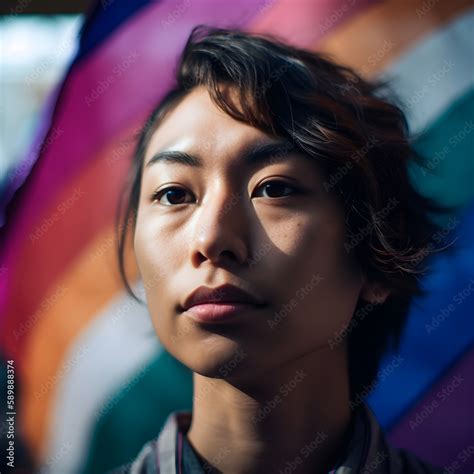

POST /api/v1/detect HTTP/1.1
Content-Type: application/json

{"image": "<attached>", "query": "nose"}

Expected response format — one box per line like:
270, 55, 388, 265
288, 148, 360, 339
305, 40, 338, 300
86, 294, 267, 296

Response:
189, 185, 251, 268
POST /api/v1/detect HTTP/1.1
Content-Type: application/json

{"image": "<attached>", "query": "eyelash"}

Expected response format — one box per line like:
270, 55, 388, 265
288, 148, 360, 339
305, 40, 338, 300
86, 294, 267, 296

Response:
150, 180, 301, 206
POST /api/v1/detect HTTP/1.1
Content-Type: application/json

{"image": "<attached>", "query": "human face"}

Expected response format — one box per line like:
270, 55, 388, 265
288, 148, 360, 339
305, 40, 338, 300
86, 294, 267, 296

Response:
133, 86, 365, 382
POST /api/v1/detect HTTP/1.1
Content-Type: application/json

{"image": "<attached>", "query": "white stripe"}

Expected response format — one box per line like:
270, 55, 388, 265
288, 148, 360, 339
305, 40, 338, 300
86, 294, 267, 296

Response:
380, 7, 474, 135
39, 281, 161, 474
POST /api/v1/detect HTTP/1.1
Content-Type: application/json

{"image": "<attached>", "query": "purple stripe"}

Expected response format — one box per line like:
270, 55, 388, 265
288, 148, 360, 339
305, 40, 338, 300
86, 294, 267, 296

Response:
388, 346, 474, 470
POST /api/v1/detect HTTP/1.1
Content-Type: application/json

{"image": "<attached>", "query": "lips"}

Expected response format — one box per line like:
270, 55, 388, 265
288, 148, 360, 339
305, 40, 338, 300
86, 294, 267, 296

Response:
182, 283, 266, 311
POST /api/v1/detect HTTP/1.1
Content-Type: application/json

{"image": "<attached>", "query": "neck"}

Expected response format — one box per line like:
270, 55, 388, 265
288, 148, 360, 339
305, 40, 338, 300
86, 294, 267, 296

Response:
186, 345, 352, 474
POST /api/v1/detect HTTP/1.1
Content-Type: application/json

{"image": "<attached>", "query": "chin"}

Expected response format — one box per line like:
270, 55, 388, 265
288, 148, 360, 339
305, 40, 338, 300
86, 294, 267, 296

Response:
175, 336, 253, 379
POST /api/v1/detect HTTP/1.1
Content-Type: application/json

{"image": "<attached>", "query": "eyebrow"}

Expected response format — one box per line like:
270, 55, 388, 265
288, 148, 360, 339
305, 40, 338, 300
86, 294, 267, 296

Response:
144, 140, 299, 171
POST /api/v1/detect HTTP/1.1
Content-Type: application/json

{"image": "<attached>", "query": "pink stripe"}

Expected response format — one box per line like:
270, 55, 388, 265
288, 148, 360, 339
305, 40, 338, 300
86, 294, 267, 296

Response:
0, 0, 267, 320
248, 0, 375, 47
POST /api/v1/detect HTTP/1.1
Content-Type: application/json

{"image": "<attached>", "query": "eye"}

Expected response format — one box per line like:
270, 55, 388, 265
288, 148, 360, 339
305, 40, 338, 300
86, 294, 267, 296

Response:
253, 180, 299, 199
150, 186, 194, 206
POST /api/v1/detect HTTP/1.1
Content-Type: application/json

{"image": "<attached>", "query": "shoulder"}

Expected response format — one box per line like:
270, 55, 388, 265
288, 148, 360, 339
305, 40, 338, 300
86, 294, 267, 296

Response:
106, 410, 191, 474
106, 439, 159, 474
361, 404, 444, 474
388, 447, 445, 474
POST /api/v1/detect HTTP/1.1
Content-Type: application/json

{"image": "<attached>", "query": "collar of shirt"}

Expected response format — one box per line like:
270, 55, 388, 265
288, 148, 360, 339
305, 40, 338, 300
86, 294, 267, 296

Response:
126, 404, 380, 474
126, 402, 396, 474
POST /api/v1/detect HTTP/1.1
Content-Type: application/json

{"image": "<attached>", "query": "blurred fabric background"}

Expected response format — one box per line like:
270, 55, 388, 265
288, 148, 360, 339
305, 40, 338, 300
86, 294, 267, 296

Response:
0, 0, 473, 473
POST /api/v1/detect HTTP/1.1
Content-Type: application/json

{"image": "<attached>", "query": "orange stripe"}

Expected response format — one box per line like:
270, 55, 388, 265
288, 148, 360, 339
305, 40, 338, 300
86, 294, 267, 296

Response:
2, 125, 137, 366
315, 0, 473, 76
20, 224, 139, 460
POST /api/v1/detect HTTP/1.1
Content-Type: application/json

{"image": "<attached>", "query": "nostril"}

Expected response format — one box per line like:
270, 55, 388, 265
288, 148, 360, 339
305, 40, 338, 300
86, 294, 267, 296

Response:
221, 250, 235, 260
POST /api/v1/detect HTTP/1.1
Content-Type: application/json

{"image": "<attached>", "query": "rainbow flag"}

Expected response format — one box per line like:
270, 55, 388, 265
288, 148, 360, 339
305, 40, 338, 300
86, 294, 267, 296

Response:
1, 1, 473, 472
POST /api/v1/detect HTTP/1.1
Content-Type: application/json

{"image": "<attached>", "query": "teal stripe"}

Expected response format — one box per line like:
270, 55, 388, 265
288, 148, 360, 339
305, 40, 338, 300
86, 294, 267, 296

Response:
81, 349, 193, 474
409, 88, 474, 213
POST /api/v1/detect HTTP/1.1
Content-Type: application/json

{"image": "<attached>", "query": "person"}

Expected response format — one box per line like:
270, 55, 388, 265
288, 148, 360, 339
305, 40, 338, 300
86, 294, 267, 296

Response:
111, 25, 448, 473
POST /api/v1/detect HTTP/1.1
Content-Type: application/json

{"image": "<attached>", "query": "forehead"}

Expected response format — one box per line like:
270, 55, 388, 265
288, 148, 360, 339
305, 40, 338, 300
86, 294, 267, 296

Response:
144, 86, 274, 166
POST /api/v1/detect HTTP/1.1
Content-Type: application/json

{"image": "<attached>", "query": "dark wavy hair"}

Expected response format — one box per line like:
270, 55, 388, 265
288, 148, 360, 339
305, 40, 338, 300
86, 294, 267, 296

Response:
116, 25, 453, 403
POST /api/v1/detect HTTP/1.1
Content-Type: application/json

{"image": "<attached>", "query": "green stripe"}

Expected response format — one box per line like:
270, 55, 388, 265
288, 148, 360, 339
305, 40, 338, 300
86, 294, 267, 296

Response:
81, 349, 193, 474
410, 88, 474, 215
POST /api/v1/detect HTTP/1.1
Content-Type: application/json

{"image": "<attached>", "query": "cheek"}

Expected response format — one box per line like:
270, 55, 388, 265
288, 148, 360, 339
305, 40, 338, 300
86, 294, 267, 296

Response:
264, 212, 363, 341
263, 211, 344, 270
134, 212, 181, 280
133, 217, 157, 282
133, 215, 173, 305
133, 213, 189, 321
133, 220, 175, 342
